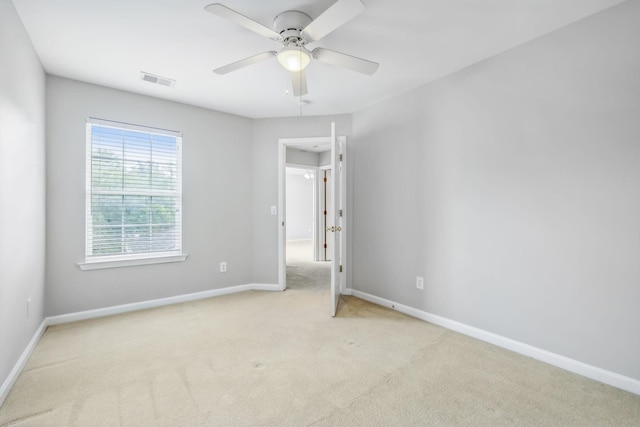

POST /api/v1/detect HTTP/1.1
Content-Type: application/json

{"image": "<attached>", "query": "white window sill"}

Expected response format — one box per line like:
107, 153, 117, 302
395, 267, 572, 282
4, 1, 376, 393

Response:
78, 253, 188, 271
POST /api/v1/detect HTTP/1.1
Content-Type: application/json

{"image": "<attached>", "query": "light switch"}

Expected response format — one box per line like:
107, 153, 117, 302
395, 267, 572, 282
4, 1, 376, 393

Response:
271, 205, 277, 215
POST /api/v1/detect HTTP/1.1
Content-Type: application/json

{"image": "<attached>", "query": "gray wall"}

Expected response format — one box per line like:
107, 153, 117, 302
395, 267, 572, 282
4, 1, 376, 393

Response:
0, 0, 46, 393
252, 115, 352, 284
351, 0, 640, 380
45, 76, 254, 316
286, 147, 319, 166
286, 147, 331, 167
318, 150, 331, 167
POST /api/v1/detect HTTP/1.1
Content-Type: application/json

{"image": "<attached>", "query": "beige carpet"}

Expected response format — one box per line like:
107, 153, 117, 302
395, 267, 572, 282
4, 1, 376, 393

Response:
1, 262, 639, 425
286, 239, 330, 293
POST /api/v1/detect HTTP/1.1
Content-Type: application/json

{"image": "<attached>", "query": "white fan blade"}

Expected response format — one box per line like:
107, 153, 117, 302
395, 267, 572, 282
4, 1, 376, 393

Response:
213, 51, 277, 75
291, 70, 308, 96
312, 48, 379, 75
205, 4, 282, 41
302, 0, 364, 42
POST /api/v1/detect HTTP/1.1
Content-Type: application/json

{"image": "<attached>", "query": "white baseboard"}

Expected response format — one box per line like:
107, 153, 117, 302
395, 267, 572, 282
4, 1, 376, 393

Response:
345, 288, 640, 396
47, 283, 280, 325
47, 284, 253, 325
0, 319, 48, 407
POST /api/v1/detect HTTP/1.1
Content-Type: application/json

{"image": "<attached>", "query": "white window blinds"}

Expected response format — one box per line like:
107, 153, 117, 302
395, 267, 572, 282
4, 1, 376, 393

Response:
85, 118, 182, 262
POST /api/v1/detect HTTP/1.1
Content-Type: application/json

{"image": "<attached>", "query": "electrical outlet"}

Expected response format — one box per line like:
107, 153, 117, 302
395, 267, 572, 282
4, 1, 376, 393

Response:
220, 262, 227, 273
416, 276, 424, 290
270, 206, 277, 215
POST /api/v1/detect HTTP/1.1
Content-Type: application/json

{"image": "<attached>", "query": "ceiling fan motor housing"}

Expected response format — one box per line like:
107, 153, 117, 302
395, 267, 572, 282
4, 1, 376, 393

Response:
274, 11, 312, 46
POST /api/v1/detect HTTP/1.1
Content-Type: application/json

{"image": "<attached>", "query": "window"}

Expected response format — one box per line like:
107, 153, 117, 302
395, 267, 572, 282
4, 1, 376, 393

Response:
80, 118, 185, 270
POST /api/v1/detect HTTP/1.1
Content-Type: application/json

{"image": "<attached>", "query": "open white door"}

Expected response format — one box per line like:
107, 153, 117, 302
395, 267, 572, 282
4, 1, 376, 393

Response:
330, 123, 344, 317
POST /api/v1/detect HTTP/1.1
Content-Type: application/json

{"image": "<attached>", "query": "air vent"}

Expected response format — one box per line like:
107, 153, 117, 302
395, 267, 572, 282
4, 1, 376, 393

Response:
140, 72, 176, 88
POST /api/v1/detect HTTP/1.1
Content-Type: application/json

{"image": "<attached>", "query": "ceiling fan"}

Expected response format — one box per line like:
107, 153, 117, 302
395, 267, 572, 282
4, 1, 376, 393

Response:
205, 0, 379, 97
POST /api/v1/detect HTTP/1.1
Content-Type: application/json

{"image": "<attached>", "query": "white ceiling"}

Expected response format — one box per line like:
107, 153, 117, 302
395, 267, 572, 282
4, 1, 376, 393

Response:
13, 0, 626, 119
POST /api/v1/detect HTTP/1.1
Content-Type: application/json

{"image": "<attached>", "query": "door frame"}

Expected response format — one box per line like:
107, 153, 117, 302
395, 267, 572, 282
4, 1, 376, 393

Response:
277, 136, 347, 292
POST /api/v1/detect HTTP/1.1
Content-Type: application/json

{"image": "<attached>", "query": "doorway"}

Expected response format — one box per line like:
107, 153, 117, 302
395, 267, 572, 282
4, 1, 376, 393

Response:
285, 165, 329, 292
277, 131, 347, 316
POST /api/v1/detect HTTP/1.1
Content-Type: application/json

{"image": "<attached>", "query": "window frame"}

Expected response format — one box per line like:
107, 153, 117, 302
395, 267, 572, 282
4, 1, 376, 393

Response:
78, 117, 187, 270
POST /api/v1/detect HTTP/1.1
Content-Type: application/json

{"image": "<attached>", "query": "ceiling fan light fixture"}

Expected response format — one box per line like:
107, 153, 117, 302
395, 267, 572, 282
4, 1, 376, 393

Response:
277, 47, 311, 72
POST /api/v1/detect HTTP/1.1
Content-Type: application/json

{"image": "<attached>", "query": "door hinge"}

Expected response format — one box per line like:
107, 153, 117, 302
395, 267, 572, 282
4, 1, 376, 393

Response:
339, 209, 343, 217
339, 154, 343, 161
324, 177, 327, 182
324, 244, 327, 249
339, 265, 343, 273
